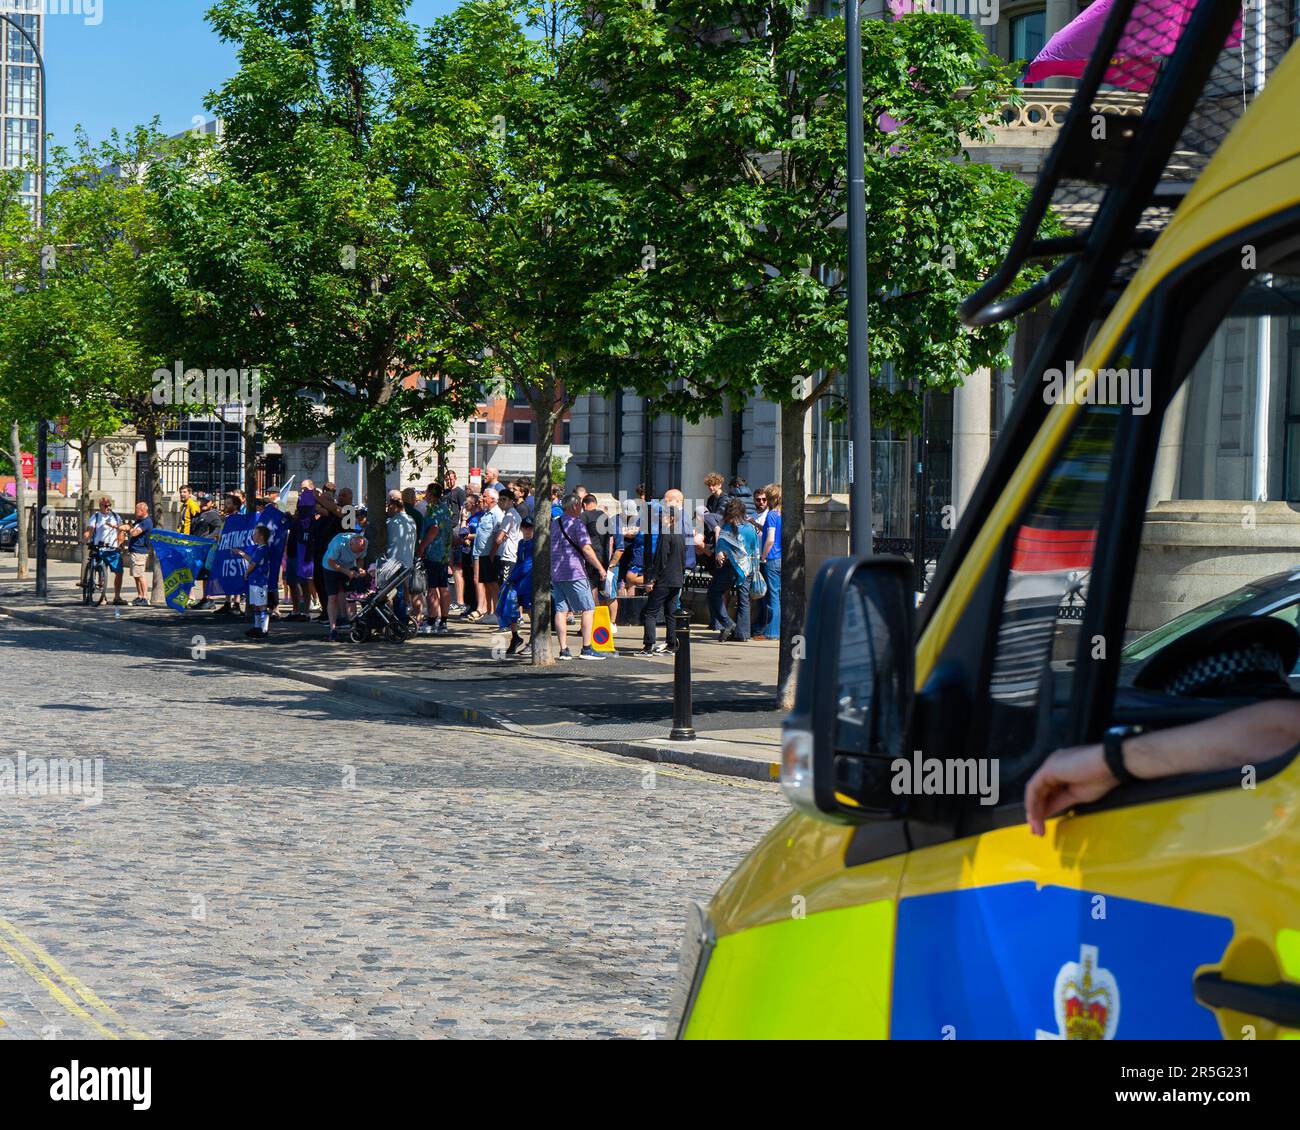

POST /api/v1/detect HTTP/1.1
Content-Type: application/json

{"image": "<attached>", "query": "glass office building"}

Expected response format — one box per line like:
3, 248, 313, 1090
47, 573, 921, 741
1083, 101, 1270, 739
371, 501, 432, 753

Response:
0, 0, 42, 219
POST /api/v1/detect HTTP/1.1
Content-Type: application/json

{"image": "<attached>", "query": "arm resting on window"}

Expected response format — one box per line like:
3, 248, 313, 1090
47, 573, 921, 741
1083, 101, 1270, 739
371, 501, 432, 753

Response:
1025, 700, 1300, 836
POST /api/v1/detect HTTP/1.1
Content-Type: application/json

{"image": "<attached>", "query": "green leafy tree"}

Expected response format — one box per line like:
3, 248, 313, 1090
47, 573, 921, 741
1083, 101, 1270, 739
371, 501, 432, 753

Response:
0, 170, 39, 577
0, 129, 178, 568
203, 0, 482, 559
568, 4, 1046, 703
404, 0, 644, 663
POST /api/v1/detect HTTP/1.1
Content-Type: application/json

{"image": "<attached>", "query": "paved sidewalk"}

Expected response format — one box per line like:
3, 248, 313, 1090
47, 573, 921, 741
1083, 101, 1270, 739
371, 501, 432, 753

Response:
0, 559, 783, 780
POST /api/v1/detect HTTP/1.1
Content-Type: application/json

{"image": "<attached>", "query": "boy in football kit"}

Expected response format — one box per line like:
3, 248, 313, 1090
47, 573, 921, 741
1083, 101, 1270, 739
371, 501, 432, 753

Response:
234, 525, 273, 640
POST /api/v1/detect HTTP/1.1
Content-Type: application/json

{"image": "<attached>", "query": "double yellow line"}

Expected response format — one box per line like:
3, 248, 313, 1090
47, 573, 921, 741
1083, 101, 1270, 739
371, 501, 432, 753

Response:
0, 915, 147, 1040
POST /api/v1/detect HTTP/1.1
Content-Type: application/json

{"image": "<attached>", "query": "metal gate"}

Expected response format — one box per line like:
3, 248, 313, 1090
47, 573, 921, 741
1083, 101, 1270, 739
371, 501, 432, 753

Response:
136, 449, 191, 504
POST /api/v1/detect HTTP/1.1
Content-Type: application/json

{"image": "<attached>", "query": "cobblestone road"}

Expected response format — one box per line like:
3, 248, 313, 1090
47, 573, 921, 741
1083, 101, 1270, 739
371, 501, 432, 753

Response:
0, 616, 786, 1039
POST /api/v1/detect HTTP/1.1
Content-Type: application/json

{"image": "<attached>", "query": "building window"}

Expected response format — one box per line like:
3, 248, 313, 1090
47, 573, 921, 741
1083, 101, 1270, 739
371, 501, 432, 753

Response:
561, 420, 572, 445
6, 14, 39, 64
6, 64, 37, 118
1011, 10, 1047, 88
511, 420, 533, 446
4, 116, 37, 167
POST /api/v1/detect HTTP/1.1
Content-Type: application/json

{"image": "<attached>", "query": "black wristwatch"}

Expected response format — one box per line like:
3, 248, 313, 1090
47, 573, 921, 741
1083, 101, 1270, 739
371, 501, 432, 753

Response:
1103, 725, 1145, 785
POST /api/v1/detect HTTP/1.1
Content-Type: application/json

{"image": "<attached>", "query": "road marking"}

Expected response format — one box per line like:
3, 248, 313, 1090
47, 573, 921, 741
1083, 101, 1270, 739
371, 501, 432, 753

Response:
0, 915, 148, 1040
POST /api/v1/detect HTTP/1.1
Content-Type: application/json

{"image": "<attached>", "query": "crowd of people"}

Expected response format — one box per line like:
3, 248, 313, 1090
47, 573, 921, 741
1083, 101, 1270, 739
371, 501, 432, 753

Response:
84, 468, 785, 656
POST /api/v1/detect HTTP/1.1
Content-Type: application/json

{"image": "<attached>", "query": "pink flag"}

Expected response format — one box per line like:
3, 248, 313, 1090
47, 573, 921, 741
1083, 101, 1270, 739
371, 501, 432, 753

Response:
1024, 0, 1241, 92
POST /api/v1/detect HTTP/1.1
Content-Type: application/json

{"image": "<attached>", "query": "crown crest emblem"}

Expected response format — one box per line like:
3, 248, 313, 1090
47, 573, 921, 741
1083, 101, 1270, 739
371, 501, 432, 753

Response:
1037, 944, 1121, 1040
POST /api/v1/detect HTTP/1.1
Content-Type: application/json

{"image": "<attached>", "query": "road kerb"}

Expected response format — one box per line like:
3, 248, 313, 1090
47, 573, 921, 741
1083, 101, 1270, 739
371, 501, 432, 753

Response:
0, 601, 781, 783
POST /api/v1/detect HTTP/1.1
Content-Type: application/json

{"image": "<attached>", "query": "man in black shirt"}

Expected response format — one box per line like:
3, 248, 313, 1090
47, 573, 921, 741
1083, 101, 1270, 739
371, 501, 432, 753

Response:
580, 493, 616, 621
579, 493, 612, 576
311, 484, 346, 620
704, 472, 725, 516
188, 495, 223, 609
636, 489, 686, 656
192, 495, 223, 538
442, 469, 467, 514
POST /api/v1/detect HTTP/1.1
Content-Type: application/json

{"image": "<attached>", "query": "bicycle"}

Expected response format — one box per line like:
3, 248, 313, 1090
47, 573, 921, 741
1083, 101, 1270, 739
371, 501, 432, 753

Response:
81, 544, 115, 606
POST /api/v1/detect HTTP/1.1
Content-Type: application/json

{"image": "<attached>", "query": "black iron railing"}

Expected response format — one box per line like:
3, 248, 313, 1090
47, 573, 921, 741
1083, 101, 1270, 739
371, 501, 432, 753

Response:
26, 507, 80, 550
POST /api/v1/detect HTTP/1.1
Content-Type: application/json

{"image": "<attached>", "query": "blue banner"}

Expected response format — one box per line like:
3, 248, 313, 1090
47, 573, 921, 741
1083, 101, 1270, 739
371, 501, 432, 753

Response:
150, 530, 216, 611
209, 508, 289, 598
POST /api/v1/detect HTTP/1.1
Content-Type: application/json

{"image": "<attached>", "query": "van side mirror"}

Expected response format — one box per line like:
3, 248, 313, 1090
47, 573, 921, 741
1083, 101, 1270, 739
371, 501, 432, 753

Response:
781, 556, 915, 823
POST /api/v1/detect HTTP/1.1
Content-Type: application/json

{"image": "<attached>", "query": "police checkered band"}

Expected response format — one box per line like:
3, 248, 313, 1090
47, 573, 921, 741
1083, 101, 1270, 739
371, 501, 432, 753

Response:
1162, 645, 1288, 697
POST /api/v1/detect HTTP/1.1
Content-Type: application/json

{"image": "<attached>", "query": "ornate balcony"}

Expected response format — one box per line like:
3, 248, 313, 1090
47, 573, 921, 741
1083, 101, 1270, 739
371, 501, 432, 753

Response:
965, 87, 1148, 151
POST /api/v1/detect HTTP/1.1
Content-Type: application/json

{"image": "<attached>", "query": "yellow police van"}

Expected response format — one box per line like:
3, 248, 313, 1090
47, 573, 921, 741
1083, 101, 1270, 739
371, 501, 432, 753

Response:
670, 0, 1300, 1039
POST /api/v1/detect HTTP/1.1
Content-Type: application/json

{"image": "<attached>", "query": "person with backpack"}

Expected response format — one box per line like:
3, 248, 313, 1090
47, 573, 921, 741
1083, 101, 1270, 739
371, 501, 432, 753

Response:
551, 491, 609, 661
83, 497, 125, 605
709, 498, 759, 643
725, 475, 757, 521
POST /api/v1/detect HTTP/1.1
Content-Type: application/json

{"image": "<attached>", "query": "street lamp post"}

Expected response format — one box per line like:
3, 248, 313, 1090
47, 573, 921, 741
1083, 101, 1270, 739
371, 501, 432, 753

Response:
0, 14, 49, 596
845, 0, 873, 556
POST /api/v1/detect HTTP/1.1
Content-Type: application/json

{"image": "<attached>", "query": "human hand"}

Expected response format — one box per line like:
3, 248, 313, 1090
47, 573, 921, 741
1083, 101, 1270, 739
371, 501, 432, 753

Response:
1024, 743, 1118, 837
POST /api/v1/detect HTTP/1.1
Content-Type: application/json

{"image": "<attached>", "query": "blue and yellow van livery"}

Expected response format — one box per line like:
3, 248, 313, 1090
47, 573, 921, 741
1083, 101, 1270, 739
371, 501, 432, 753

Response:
672, 0, 1300, 1040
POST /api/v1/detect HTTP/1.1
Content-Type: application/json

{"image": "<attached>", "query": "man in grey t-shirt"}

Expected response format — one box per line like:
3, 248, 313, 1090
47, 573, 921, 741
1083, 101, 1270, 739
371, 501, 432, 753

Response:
384, 491, 417, 620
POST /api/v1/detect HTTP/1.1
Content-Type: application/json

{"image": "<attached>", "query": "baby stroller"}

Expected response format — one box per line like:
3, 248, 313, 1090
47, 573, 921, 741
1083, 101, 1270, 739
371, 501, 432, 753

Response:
347, 557, 413, 643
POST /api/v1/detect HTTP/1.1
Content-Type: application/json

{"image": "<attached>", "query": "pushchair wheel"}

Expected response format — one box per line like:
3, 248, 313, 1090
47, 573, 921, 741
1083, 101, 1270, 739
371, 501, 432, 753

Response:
348, 624, 367, 644
384, 622, 408, 643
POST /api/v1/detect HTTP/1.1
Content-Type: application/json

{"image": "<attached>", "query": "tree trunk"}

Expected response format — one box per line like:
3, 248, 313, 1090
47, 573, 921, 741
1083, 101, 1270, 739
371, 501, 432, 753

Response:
77, 432, 92, 569
365, 457, 389, 563
11, 420, 28, 580
144, 417, 166, 605
530, 386, 561, 666
776, 397, 810, 710
242, 409, 258, 507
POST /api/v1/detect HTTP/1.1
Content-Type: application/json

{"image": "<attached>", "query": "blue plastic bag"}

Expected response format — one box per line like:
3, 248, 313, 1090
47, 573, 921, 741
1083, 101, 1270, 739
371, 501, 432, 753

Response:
497, 584, 520, 629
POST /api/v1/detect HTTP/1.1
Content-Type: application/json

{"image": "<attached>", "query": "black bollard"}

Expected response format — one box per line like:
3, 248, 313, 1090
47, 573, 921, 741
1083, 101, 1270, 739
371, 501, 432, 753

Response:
669, 607, 696, 741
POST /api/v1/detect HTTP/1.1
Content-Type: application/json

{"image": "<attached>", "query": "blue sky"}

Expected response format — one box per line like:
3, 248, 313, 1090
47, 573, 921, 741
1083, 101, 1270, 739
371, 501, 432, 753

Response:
46, 0, 462, 151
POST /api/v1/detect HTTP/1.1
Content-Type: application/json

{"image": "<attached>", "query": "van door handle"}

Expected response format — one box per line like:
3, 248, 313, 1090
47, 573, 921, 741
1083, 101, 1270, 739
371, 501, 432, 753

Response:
1193, 972, 1300, 1027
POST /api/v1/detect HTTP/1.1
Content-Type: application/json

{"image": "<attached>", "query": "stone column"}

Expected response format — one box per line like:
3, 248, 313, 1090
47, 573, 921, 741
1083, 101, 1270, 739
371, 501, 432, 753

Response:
679, 416, 718, 513
1148, 381, 1188, 506
1045, 0, 1077, 38
951, 367, 992, 522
